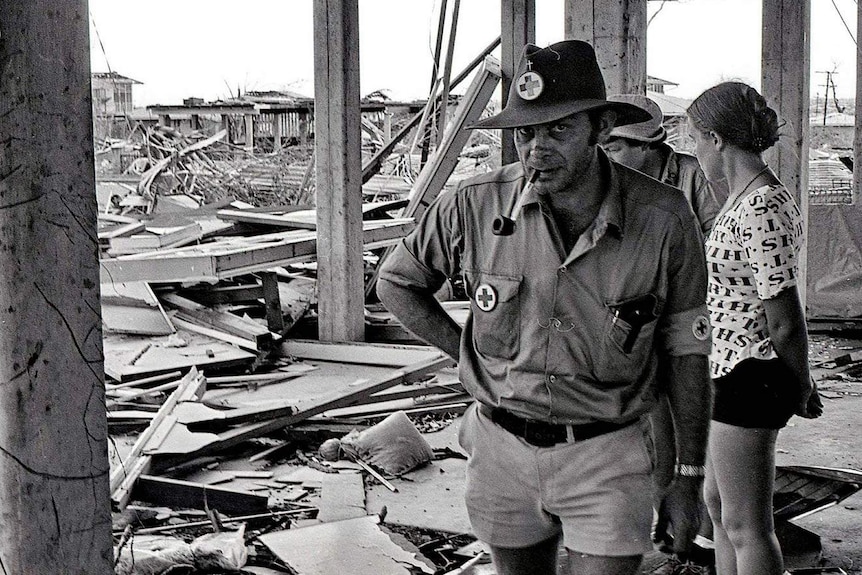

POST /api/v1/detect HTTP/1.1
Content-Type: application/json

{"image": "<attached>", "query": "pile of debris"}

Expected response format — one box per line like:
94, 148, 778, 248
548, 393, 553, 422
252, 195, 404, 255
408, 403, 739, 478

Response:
97, 123, 495, 573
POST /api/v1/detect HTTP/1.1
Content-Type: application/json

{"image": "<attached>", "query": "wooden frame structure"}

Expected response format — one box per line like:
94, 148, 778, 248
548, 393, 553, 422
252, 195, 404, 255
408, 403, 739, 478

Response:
1, 0, 850, 568
313, 0, 823, 339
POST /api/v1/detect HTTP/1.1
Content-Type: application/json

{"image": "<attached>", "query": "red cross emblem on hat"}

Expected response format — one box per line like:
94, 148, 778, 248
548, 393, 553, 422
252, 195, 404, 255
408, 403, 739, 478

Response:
475, 283, 497, 312
692, 315, 711, 341
516, 71, 544, 101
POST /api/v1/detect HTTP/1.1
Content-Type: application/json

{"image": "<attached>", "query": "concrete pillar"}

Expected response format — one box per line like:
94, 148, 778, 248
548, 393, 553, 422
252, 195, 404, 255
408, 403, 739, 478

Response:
762, 0, 810, 302
313, 0, 365, 341
564, 0, 647, 95
501, 0, 535, 165
0, 1, 113, 572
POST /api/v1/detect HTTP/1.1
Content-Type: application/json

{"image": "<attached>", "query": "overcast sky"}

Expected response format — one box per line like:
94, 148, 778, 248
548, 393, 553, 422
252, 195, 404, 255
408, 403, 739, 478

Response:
88, 0, 859, 107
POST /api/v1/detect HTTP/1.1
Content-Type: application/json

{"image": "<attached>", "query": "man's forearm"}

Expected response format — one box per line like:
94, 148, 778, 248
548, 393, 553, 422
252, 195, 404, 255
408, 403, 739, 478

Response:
665, 354, 712, 465
377, 278, 463, 361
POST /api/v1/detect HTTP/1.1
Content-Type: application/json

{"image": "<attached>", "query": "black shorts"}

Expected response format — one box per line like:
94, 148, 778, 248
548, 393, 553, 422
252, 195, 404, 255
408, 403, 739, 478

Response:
712, 358, 797, 429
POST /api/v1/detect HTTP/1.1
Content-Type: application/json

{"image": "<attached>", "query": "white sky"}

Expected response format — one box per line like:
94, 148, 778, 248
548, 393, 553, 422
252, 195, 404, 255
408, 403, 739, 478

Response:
88, 0, 859, 107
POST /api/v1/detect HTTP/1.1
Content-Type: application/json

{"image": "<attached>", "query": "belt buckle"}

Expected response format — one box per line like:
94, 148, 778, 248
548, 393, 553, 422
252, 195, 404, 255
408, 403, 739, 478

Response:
523, 422, 561, 448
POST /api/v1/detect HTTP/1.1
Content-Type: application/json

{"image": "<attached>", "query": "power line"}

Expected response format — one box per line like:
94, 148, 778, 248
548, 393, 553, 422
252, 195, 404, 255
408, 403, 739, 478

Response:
89, 11, 134, 138
830, 0, 857, 45
89, 11, 113, 74
647, 0, 669, 27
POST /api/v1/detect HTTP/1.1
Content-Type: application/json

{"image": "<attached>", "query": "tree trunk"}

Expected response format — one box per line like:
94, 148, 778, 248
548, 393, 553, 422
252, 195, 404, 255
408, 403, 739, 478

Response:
0, 1, 113, 572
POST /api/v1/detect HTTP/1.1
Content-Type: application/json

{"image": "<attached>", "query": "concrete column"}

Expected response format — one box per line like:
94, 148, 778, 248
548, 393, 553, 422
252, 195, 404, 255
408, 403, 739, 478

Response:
762, 0, 810, 302
0, 1, 113, 572
313, 0, 365, 341
564, 0, 647, 95
501, 0, 535, 165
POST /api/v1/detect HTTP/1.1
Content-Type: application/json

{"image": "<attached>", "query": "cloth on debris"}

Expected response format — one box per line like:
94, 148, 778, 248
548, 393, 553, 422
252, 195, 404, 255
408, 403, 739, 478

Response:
115, 526, 247, 575
341, 411, 434, 475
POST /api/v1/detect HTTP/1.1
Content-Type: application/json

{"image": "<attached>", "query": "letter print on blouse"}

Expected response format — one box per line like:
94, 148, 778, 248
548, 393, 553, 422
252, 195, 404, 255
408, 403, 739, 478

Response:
705, 185, 803, 378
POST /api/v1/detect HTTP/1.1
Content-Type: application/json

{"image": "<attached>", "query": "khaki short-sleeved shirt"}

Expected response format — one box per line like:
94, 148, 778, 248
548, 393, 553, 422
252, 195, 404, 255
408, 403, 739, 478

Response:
659, 145, 724, 235
380, 154, 710, 424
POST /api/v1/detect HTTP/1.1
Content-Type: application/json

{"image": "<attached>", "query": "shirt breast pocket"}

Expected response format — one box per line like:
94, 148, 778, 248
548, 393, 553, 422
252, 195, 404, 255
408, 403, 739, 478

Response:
466, 271, 522, 360
596, 293, 662, 383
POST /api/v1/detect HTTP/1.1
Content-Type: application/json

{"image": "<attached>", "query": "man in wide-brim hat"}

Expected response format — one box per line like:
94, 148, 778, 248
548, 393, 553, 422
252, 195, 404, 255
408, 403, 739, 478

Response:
378, 40, 712, 575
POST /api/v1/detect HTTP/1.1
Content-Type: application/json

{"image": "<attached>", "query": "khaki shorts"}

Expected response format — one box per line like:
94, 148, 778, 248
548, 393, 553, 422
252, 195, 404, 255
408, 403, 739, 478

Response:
458, 403, 655, 556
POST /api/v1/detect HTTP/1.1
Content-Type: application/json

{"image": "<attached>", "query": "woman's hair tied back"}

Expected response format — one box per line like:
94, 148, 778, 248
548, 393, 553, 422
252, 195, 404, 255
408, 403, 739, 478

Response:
688, 81, 781, 153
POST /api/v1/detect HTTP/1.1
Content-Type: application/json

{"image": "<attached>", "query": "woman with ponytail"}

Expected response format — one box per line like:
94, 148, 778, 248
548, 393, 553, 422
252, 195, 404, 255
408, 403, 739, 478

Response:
686, 82, 823, 575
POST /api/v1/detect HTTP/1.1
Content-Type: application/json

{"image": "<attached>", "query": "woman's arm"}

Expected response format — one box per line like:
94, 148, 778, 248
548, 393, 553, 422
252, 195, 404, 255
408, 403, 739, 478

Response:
762, 286, 822, 418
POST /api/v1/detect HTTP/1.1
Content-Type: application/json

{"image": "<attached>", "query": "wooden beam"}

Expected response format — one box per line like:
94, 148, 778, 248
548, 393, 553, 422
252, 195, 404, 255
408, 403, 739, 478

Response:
244, 114, 255, 154
421, 0, 450, 166
501, 0, 536, 165
365, 57, 501, 300
406, 56, 502, 226
762, 0, 810, 304
436, 0, 461, 148
0, 2, 113, 571
133, 475, 269, 515
179, 283, 265, 305
360, 37, 500, 185
260, 271, 286, 334
564, 0, 647, 95
855, 4, 862, 222
99, 220, 415, 284
110, 368, 207, 510
282, 339, 447, 367
314, 0, 364, 342
150, 354, 453, 468
162, 288, 273, 348
273, 112, 283, 151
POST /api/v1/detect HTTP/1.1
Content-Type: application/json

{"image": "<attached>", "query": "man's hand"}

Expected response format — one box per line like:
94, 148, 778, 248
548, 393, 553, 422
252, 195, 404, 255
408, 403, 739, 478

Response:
659, 476, 703, 555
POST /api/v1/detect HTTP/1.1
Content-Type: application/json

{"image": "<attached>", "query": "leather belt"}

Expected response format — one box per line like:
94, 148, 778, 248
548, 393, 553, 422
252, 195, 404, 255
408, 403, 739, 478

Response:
480, 404, 636, 448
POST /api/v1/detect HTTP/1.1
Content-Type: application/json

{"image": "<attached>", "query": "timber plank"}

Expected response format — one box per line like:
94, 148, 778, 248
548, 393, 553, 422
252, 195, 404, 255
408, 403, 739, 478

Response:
132, 475, 269, 515
149, 354, 453, 467
110, 368, 207, 510
101, 281, 175, 336
282, 339, 447, 366
160, 292, 272, 348
103, 329, 257, 382
99, 219, 414, 284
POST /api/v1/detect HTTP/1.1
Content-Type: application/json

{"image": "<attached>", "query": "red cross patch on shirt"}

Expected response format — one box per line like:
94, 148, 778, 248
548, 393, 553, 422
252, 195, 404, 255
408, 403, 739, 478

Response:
475, 284, 497, 312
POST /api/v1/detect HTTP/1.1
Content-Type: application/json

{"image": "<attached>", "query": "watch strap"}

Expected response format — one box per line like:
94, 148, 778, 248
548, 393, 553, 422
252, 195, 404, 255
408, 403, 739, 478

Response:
675, 463, 706, 477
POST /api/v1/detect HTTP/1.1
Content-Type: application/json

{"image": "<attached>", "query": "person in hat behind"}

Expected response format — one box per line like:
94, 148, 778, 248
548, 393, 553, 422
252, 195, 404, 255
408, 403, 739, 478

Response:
378, 40, 712, 575
602, 94, 725, 235
603, 94, 724, 574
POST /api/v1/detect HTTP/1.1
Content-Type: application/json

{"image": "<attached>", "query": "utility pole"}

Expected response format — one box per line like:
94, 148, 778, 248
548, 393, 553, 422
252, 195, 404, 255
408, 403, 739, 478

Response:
817, 70, 831, 125
816, 70, 843, 125
0, 1, 113, 572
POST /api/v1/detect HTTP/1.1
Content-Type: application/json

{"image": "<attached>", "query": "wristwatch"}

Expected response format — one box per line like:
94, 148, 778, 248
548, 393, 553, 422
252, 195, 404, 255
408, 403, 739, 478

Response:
675, 463, 706, 478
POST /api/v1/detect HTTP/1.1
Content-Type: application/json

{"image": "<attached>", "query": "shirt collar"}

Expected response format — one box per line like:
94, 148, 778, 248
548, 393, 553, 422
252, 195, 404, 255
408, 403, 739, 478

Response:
519, 150, 625, 236
597, 148, 624, 238
658, 142, 677, 186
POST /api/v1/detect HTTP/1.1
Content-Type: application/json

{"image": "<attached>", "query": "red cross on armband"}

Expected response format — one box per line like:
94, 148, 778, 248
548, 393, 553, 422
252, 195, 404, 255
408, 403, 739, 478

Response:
692, 315, 711, 341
